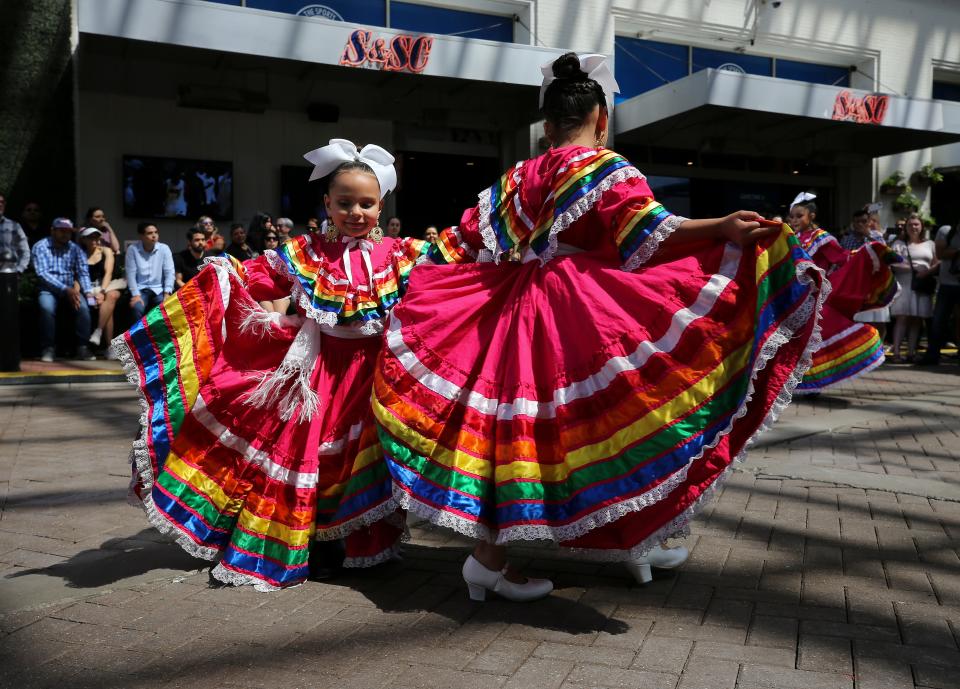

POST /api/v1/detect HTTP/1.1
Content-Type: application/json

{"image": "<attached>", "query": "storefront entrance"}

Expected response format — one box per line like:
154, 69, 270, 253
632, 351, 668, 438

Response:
395, 150, 500, 238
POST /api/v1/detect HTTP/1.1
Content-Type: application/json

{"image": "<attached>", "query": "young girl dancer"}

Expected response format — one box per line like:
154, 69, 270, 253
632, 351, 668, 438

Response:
116, 140, 429, 589
786, 196, 900, 392
373, 53, 827, 601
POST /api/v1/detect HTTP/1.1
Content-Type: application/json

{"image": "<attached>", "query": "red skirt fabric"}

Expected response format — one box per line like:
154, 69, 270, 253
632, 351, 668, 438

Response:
117, 263, 402, 590
374, 230, 825, 559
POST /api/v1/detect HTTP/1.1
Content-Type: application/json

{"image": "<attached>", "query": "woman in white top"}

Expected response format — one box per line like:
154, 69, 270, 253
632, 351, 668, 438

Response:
890, 214, 939, 362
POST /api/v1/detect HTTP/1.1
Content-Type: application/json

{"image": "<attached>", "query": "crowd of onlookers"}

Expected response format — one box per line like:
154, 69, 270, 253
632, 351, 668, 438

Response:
5, 191, 954, 366
0, 193, 441, 364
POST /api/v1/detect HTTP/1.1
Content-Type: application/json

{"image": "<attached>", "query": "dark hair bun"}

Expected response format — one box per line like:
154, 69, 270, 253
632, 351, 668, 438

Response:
552, 52, 586, 81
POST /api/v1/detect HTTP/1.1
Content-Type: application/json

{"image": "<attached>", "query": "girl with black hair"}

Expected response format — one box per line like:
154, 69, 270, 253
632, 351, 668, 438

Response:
787, 196, 901, 391
114, 140, 431, 589
374, 53, 827, 601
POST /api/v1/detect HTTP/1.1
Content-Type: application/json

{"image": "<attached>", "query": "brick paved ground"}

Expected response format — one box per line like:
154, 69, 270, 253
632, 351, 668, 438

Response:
1, 364, 958, 689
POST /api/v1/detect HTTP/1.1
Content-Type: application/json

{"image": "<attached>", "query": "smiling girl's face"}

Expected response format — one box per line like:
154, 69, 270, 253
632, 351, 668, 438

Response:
324, 170, 383, 238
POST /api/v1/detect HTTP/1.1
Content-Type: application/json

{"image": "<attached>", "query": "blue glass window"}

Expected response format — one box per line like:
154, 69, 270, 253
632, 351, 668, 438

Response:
692, 47, 772, 76
245, 0, 386, 26
615, 37, 689, 101
777, 59, 849, 87
390, 2, 513, 42
933, 80, 960, 103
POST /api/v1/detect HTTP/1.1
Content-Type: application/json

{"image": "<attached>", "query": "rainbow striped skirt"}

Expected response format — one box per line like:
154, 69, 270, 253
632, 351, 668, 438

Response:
373, 230, 825, 557
117, 262, 402, 590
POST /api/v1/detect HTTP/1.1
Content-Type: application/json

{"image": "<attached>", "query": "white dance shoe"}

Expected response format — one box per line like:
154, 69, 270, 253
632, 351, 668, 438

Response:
462, 555, 554, 602
624, 544, 690, 584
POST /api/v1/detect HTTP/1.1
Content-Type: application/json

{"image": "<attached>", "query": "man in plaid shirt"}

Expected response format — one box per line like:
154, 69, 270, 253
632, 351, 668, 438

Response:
840, 209, 885, 250
30, 217, 96, 362
0, 193, 30, 273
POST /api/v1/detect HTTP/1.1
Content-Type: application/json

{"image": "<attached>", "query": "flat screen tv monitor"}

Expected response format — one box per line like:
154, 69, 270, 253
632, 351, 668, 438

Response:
123, 155, 233, 221
280, 165, 324, 224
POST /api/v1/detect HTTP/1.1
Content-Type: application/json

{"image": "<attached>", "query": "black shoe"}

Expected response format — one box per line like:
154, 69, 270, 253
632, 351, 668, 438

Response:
916, 355, 939, 366
308, 539, 345, 581
207, 570, 229, 588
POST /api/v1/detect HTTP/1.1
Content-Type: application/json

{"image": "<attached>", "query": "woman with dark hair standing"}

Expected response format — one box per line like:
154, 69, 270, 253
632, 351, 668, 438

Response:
373, 53, 827, 601
247, 211, 274, 252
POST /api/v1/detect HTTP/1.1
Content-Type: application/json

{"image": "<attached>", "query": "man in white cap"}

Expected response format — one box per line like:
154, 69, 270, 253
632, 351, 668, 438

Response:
30, 217, 95, 362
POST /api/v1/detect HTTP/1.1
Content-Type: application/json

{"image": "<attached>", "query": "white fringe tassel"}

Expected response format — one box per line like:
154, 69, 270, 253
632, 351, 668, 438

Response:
243, 317, 322, 423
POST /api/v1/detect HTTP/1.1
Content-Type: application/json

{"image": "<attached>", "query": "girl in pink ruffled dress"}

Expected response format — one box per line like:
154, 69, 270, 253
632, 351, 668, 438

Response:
787, 198, 900, 392
372, 53, 828, 601
117, 141, 429, 589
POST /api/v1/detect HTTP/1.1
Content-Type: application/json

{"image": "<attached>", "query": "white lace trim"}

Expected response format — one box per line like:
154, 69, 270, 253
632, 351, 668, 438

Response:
392, 483, 495, 542
342, 542, 402, 569
210, 562, 285, 592
111, 332, 155, 496
264, 250, 340, 329
793, 340, 884, 396
392, 255, 829, 552
204, 255, 244, 280
265, 238, 419, 330
475, 163, 645, 266
539, 167, 645, 265
621, 214, 688, 272
142, 490, 221, 561
314, 498, 403, 541
478, 187, 499, 262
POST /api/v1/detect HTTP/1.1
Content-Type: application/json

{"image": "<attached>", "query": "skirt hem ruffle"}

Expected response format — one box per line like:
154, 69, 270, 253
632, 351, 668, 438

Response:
388, 255, 828, 558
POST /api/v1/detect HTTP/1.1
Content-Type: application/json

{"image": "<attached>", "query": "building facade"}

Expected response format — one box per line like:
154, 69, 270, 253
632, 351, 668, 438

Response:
7, 0, 960, 239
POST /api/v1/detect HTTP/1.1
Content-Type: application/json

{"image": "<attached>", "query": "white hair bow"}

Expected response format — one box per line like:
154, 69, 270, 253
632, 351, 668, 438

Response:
539, 53, 620, 114
791, 191, 817, 208
303, 138, 397, 199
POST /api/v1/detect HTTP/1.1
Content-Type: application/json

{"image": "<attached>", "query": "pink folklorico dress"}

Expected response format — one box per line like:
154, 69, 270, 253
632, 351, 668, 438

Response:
794, 228, 900, 393
116, 230, 428, 589
373, 146, 827, 558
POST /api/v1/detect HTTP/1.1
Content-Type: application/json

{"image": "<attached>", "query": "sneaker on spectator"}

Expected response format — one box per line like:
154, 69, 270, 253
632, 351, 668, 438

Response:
40, 348, 55, 363
88, 327, 103, 347
105, 347, 120, 361
76, 346, 97, 361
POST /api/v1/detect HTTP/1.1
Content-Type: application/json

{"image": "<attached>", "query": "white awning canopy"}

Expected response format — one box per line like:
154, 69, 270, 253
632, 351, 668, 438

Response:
79, 0, 564, 88
614, 69, 960, 160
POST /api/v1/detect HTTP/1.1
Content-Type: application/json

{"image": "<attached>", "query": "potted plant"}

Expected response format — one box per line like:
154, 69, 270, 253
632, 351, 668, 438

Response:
920, 213, 938, 230
892, 186, 922, 213
879, 170, 907, 194
912, 163, 944, 185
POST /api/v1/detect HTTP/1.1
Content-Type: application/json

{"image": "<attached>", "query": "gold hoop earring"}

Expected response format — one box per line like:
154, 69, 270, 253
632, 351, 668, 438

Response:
323, 223, 340, 243
595, 132, 605, 148
368, 226, 384, 244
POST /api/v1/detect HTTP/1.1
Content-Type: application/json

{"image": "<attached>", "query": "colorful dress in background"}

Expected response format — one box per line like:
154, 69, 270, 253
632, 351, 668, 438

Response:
374, 146, 826, 559
795, 227, 900, 393
116, 230, 428, 589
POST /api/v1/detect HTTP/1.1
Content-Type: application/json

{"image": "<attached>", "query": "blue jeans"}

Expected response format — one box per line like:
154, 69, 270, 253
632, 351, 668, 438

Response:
130, 289, 164, 321
37, 289, 92, 351
926, 283, 960, 362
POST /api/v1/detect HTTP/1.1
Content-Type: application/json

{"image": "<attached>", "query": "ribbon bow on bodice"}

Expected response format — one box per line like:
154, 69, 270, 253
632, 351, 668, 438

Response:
341, 235, 375, 290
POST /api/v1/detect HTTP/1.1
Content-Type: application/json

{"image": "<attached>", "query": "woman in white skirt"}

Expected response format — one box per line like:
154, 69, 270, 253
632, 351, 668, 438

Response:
890, 214, 940, 362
